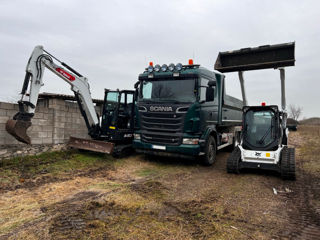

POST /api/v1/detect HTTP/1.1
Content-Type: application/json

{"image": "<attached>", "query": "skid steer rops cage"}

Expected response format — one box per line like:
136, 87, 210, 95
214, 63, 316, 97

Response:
214, 42, 296, 179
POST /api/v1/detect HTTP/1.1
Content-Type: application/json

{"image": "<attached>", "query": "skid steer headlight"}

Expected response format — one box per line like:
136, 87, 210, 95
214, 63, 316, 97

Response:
182, 138, 199, 145
134, 133, 141, 140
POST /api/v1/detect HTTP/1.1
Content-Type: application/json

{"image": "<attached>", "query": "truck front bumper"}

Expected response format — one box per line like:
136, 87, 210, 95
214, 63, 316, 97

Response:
133, 140, 203, 158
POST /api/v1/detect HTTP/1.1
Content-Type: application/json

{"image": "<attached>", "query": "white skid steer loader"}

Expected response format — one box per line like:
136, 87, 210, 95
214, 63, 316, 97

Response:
215, 42, 296, 180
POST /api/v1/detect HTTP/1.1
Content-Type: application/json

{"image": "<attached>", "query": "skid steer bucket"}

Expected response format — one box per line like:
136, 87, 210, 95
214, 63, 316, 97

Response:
6, 119, 32, 144
214, 42, 295, 72
68, 136, 114, 154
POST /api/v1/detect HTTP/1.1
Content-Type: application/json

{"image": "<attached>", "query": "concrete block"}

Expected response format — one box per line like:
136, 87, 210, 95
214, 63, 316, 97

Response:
38, 132, 48, 138
0, 116, 9, 123
42, 138, 53, 144
53, 139, 64, 144
71, 112, 79, 118
39, 119, 50, 126
44, 126, 53, 132
54, 122, 65, 128
6, 109, 18, 117
0, 110, 7, 116
34, 112, 44, 119
0, 102, 14, 110
0, 123, 5, 131
29, 125, 42, 132
31, 138, 43, 144
46, 131, 53, 138
31, 119, 40, 125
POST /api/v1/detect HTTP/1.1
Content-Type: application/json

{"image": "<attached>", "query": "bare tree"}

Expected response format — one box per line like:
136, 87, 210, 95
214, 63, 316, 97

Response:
288, 104, 303, 121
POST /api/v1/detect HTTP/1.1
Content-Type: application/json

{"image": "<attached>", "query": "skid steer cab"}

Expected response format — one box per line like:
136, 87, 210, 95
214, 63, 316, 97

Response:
227, 104, 295, 180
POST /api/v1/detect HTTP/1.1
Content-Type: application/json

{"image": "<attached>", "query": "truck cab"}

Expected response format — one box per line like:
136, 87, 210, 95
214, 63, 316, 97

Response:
133, 61, 243, 165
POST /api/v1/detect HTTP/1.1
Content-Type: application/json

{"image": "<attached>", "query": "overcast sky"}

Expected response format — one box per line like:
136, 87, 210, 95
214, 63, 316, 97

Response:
0, 0, 319, 118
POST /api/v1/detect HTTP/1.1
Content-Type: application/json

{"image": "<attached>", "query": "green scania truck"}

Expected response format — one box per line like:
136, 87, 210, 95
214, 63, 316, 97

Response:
133, 61, 243, 165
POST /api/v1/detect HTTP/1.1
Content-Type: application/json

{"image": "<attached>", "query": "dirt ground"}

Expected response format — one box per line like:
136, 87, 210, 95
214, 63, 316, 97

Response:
0, 125, 319, 240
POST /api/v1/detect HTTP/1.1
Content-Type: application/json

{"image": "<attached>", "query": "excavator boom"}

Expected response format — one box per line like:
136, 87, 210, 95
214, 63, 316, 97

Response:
6, 45, 114, 154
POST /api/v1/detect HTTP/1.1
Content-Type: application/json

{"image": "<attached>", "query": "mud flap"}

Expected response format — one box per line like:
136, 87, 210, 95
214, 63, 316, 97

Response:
5, 119, 32, 144
68, 136, 114, 154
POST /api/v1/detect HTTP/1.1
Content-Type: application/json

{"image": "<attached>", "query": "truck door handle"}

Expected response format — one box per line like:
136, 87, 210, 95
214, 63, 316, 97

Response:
223, 109, 228, 112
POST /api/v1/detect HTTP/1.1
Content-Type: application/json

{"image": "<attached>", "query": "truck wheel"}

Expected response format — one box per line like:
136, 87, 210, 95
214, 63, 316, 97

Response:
227, 146, 241, 174
202, 135, 217, 166
280, 147, 296, 180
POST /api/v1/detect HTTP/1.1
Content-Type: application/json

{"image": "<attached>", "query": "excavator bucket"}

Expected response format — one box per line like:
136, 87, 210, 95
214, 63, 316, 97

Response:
214, 42, 295, 72
5, 119, 32, 144
68, 136, 114, 154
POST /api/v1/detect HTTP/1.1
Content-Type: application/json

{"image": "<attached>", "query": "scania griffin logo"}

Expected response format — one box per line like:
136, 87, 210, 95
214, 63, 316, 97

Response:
149, 106, 173, 112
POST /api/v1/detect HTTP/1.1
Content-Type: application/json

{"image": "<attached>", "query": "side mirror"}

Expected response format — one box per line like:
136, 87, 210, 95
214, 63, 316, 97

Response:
206, 86, 214, 102
134, 81, 141, 99
134, 81, 140, 89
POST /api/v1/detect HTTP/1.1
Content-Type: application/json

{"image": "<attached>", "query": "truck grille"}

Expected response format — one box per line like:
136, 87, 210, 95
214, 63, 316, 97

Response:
140, 111, 185, 146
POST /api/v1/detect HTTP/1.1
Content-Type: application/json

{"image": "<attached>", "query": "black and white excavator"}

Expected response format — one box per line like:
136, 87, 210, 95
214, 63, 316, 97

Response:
6, 46, 135, 155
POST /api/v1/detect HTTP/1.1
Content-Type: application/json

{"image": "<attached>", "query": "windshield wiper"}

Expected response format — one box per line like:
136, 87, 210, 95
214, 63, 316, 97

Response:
258, 120, 274, 145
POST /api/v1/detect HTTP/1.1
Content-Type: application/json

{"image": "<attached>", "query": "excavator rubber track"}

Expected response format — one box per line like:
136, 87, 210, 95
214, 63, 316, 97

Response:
5, 119, 32, 144
68, 136, 114, 154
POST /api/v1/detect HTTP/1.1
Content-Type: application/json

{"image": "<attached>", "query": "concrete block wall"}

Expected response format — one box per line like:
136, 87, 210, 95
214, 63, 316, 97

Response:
0, 98, 102, 145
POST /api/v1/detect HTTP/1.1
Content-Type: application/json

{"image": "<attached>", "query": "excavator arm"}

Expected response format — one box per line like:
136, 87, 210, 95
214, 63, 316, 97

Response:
6, 45, 101, 144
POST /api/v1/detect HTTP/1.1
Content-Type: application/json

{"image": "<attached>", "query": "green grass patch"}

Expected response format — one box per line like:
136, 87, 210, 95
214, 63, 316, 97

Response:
0, 150, 115, 188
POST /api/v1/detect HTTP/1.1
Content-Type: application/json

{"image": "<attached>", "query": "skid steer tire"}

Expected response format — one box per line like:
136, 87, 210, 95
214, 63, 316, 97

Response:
280, 147, 296, 180
227, 146, 241, 174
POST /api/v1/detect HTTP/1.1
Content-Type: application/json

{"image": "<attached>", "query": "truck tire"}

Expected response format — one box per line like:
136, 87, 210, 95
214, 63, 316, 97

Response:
227, 146, 241, 174
280, 147, 296, 180
201, 135, 217, 166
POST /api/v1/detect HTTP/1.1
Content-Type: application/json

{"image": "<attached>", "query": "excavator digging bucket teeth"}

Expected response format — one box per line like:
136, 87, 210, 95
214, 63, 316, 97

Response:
68, 136, 114, 154
214, 42, 295, 72
5, 119, 32, 144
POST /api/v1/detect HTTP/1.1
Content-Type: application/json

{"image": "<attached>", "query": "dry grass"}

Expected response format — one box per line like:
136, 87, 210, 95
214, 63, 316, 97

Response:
1, 126, 320, 239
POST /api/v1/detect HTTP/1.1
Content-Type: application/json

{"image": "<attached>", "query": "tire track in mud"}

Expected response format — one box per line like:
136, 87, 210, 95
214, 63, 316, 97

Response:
277, 169, 320, 240
276, 131, 320, 240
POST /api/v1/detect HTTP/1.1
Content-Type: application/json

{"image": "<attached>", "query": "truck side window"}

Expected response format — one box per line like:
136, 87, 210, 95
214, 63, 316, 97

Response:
200, 78, 214, 102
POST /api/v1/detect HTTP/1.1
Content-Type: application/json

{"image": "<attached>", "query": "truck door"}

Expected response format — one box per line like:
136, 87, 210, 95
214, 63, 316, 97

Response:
199, 78, 218, 130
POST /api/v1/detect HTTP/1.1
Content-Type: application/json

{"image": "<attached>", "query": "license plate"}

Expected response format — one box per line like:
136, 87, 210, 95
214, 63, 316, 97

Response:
152, 145, 166, 150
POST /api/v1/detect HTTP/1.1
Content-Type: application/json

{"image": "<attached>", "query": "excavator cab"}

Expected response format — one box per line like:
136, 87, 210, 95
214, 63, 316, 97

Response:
101, 90, 135, 143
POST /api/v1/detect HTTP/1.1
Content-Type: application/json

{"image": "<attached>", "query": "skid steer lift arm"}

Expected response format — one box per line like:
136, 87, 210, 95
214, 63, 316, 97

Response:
6, 46, 100, 144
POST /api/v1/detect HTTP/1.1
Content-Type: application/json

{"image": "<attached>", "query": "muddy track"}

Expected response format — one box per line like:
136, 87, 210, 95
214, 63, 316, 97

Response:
0, 165, 113, 193
278, 169, 320, 239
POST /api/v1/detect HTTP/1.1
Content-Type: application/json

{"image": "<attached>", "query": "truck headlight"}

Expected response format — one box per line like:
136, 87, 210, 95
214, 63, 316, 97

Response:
134, 133, 141, 140
182, 138, 199, 145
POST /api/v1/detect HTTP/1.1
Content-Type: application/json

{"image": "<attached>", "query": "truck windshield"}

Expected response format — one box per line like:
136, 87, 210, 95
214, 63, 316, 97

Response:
243, 110, 276, 148
139, 79, 196, 103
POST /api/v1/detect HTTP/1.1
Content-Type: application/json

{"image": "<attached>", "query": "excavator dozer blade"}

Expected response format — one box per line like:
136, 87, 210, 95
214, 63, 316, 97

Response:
5, 119, 32, 144
214, 42, 295, 72
68, 136, 114, 154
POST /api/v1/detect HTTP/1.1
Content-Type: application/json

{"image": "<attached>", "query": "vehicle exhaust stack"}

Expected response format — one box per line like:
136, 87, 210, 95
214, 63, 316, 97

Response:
5, 119, 32, 144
